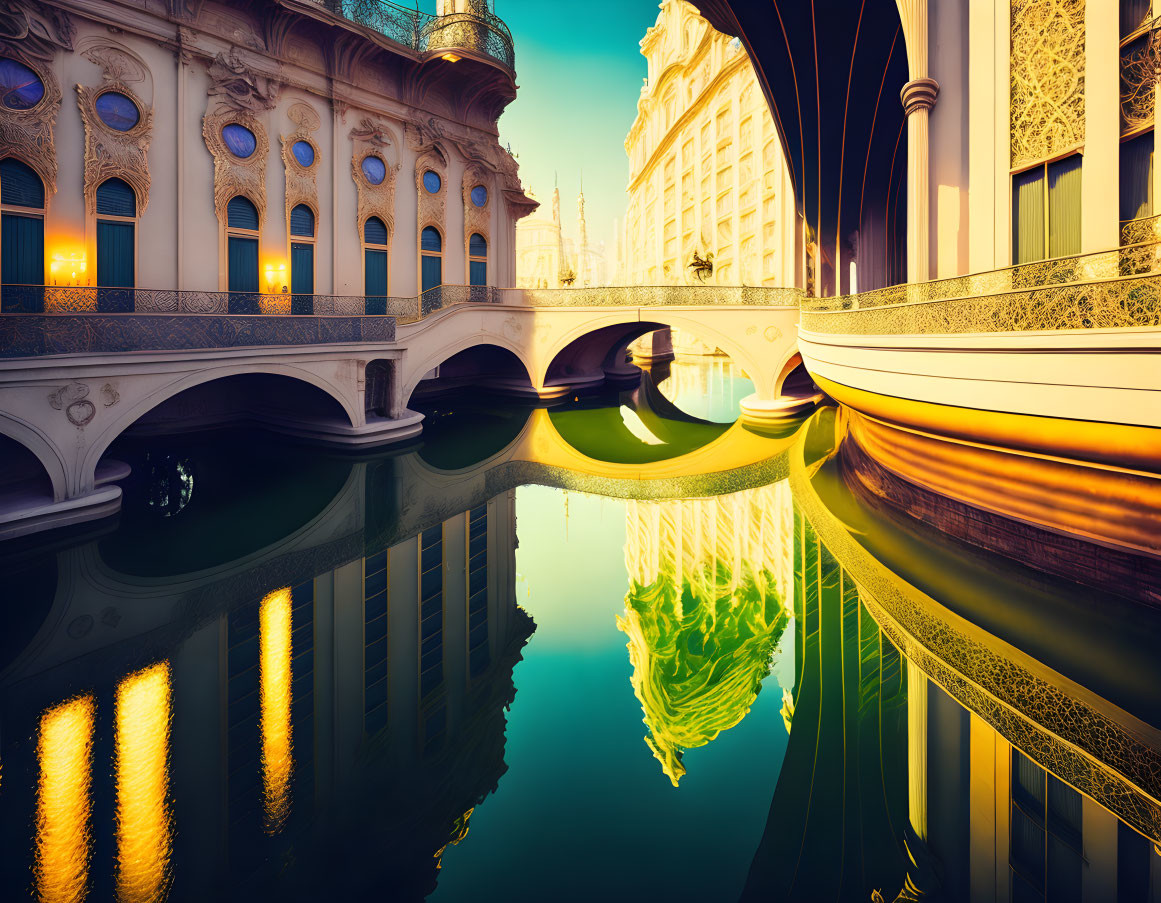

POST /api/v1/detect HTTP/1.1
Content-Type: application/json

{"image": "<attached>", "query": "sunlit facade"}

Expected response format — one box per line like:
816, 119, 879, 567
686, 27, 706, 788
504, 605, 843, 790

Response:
621, 0, 795, 288
515, 182, 607, 288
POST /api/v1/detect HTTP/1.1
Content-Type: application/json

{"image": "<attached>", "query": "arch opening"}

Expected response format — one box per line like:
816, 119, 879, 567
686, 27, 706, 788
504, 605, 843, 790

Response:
409, 343, 535, 407
0, 432, 55, 509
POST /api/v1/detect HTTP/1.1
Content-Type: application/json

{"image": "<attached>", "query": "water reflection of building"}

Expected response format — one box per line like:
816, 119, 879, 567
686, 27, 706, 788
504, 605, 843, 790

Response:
619, 484, 794, 784
0, 478, 531, 899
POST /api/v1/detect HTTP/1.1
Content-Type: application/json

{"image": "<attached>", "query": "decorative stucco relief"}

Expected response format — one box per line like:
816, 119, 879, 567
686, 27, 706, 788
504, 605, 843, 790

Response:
77, 46, 153, 215
462, 162, 491, 255
0, 1, 73, 201
414, 145, 448, 237
281, 101, 321, 228
1010, 0, 1085, 168
202, 50, 280, 225
349, 117, 400, 239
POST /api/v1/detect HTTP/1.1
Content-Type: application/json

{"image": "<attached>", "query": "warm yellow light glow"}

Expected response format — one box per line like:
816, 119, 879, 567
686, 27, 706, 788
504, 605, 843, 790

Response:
115, 662, 173, 903
36, 695, 95, 903
441, 52, 461, 62
48, 248, 88, 286
260, 587, 294, 834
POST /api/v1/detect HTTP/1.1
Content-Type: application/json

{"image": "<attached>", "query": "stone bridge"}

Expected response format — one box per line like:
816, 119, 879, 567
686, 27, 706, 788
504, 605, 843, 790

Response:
0, 287, 811, 538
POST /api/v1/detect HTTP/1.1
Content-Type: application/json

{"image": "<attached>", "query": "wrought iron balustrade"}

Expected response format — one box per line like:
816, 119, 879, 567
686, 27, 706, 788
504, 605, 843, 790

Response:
301, 0, 515, 70
0, 283, 504, 322
509, 284, 804, 307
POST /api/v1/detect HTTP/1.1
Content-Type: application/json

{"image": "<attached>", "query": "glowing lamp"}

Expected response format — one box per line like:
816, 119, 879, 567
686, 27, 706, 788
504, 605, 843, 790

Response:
441, 53, 461, 63
49, 250, 88, 286
264, 261, 288, 294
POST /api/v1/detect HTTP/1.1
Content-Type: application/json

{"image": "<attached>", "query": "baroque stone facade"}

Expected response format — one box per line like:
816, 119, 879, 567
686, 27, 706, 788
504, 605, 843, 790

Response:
0, 0, 534, 299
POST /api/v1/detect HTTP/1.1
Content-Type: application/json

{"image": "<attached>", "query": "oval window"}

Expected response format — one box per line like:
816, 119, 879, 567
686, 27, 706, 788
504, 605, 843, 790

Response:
362, 155, 386, 186
222, 123, 257, 159
423, 170, 442, 194
0, 58, 45, 111
471, 185, 488, 207
292, 140, 315, 168
95, 92, 140, 132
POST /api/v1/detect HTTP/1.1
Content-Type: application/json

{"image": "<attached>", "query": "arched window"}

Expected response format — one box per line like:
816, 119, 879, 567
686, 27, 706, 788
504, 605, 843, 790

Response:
226, 196, 260, 313
289, 203, 314, 314
468, 232, 487, 288
95, 178, 136, 312
363, 216, 389, 314
420, 226, 442, 294
0, 157, 45, 312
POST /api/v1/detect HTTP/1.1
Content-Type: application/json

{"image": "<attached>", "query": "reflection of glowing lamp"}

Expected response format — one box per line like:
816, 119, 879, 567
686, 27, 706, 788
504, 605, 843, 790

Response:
49, 251, 88, 286
441, 52, 461, 62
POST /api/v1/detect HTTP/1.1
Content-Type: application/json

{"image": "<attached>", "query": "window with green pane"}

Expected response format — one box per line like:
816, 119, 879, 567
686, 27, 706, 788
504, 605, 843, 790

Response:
1012, 155, 1082, 264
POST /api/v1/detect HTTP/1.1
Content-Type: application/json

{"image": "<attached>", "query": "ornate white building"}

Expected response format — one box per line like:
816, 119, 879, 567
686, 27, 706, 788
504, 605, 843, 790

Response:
0, 0, 535, 313
622, 0, 796, 288
515, 179, 606, 288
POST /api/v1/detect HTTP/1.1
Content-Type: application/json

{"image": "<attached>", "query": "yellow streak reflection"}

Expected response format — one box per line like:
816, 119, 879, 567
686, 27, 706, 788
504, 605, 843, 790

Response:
36, 695, 95, 903
115, 662, 173, 903
260, 587, 293, 834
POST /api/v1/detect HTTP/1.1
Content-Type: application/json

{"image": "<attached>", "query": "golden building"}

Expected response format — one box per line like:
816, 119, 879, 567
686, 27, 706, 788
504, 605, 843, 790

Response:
622, 0, 796, 288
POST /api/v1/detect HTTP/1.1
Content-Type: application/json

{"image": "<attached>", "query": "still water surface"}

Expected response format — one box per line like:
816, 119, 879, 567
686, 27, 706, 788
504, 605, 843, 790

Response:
1, 358, 1159, 901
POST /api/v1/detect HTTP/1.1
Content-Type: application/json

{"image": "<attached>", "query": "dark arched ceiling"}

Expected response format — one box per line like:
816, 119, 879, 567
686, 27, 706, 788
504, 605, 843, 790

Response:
691, 0, 910, 295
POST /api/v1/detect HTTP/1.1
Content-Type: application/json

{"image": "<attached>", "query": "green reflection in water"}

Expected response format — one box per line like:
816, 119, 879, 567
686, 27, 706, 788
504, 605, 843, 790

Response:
618, 489, 793, 785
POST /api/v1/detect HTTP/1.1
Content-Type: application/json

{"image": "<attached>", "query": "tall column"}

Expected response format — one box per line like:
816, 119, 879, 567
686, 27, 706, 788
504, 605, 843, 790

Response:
897, 0, 938, 284
1081, 0, 1120, 253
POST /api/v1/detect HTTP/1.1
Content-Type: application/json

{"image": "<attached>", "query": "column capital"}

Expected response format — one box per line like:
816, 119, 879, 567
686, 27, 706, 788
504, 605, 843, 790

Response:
900, 77, 940, 116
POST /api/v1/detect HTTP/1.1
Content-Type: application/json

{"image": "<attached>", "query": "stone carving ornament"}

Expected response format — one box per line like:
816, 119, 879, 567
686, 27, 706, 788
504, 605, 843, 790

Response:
350, 117, 400, 238
203, 108, 269, 224
282, 101, 321, 233
48, 381, 95, 427
0, 0, 73, 202
77, 46, 153, 216
462, 162, 491, 257
414, 145, 448, 238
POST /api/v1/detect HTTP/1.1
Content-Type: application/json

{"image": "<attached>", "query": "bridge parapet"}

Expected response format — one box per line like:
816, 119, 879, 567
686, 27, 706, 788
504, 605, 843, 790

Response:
509, 285, 804, 307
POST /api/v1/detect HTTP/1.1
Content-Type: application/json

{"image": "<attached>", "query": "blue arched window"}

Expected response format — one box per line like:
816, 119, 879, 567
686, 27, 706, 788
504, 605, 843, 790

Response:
468, 232, 487, 287
421, 226, 442, 294
0, 157, 45, 312
226, 196, 259, 312
290, 204, 315, 313
364, 216, 389, 314
95, 178, 136, 309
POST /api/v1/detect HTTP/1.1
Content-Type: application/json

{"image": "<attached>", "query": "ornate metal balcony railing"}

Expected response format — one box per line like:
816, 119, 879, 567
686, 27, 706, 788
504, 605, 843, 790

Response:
302, 0, 515, 70
510, 284, 805, 307
801, 225, 1161, 321
0, 284, 503, 323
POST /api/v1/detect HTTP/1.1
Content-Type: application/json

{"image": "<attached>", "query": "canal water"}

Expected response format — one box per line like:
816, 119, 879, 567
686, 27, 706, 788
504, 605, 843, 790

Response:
1, 357, 1159, 901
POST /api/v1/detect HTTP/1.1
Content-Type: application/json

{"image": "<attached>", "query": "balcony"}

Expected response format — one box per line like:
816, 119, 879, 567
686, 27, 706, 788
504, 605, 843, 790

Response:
302, 0, 515, 71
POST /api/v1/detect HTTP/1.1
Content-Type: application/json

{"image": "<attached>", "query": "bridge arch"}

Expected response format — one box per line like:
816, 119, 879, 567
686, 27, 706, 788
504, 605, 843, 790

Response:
82, 363, 359, 488
539, 311, 769, 397
401, 336, 535, 407
0, 413, 68, 501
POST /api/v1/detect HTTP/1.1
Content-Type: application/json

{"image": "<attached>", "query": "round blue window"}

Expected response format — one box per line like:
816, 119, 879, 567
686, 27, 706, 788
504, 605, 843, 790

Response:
222, 123, 257, 159
423, 170, 442, 194
471, 185, 488, 207
362, 155, 386, 185
95, 92, 139, 132
0, 58, 44, 111
292, 140, 315, 168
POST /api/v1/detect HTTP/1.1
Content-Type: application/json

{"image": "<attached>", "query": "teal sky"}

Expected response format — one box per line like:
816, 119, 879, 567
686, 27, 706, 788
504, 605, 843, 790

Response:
420, 1, 662, 252
494, 1, 660, 253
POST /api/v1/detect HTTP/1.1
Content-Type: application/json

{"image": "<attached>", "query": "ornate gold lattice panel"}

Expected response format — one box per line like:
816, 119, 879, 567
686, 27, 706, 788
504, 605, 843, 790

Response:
1010, 0, 1086, 169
